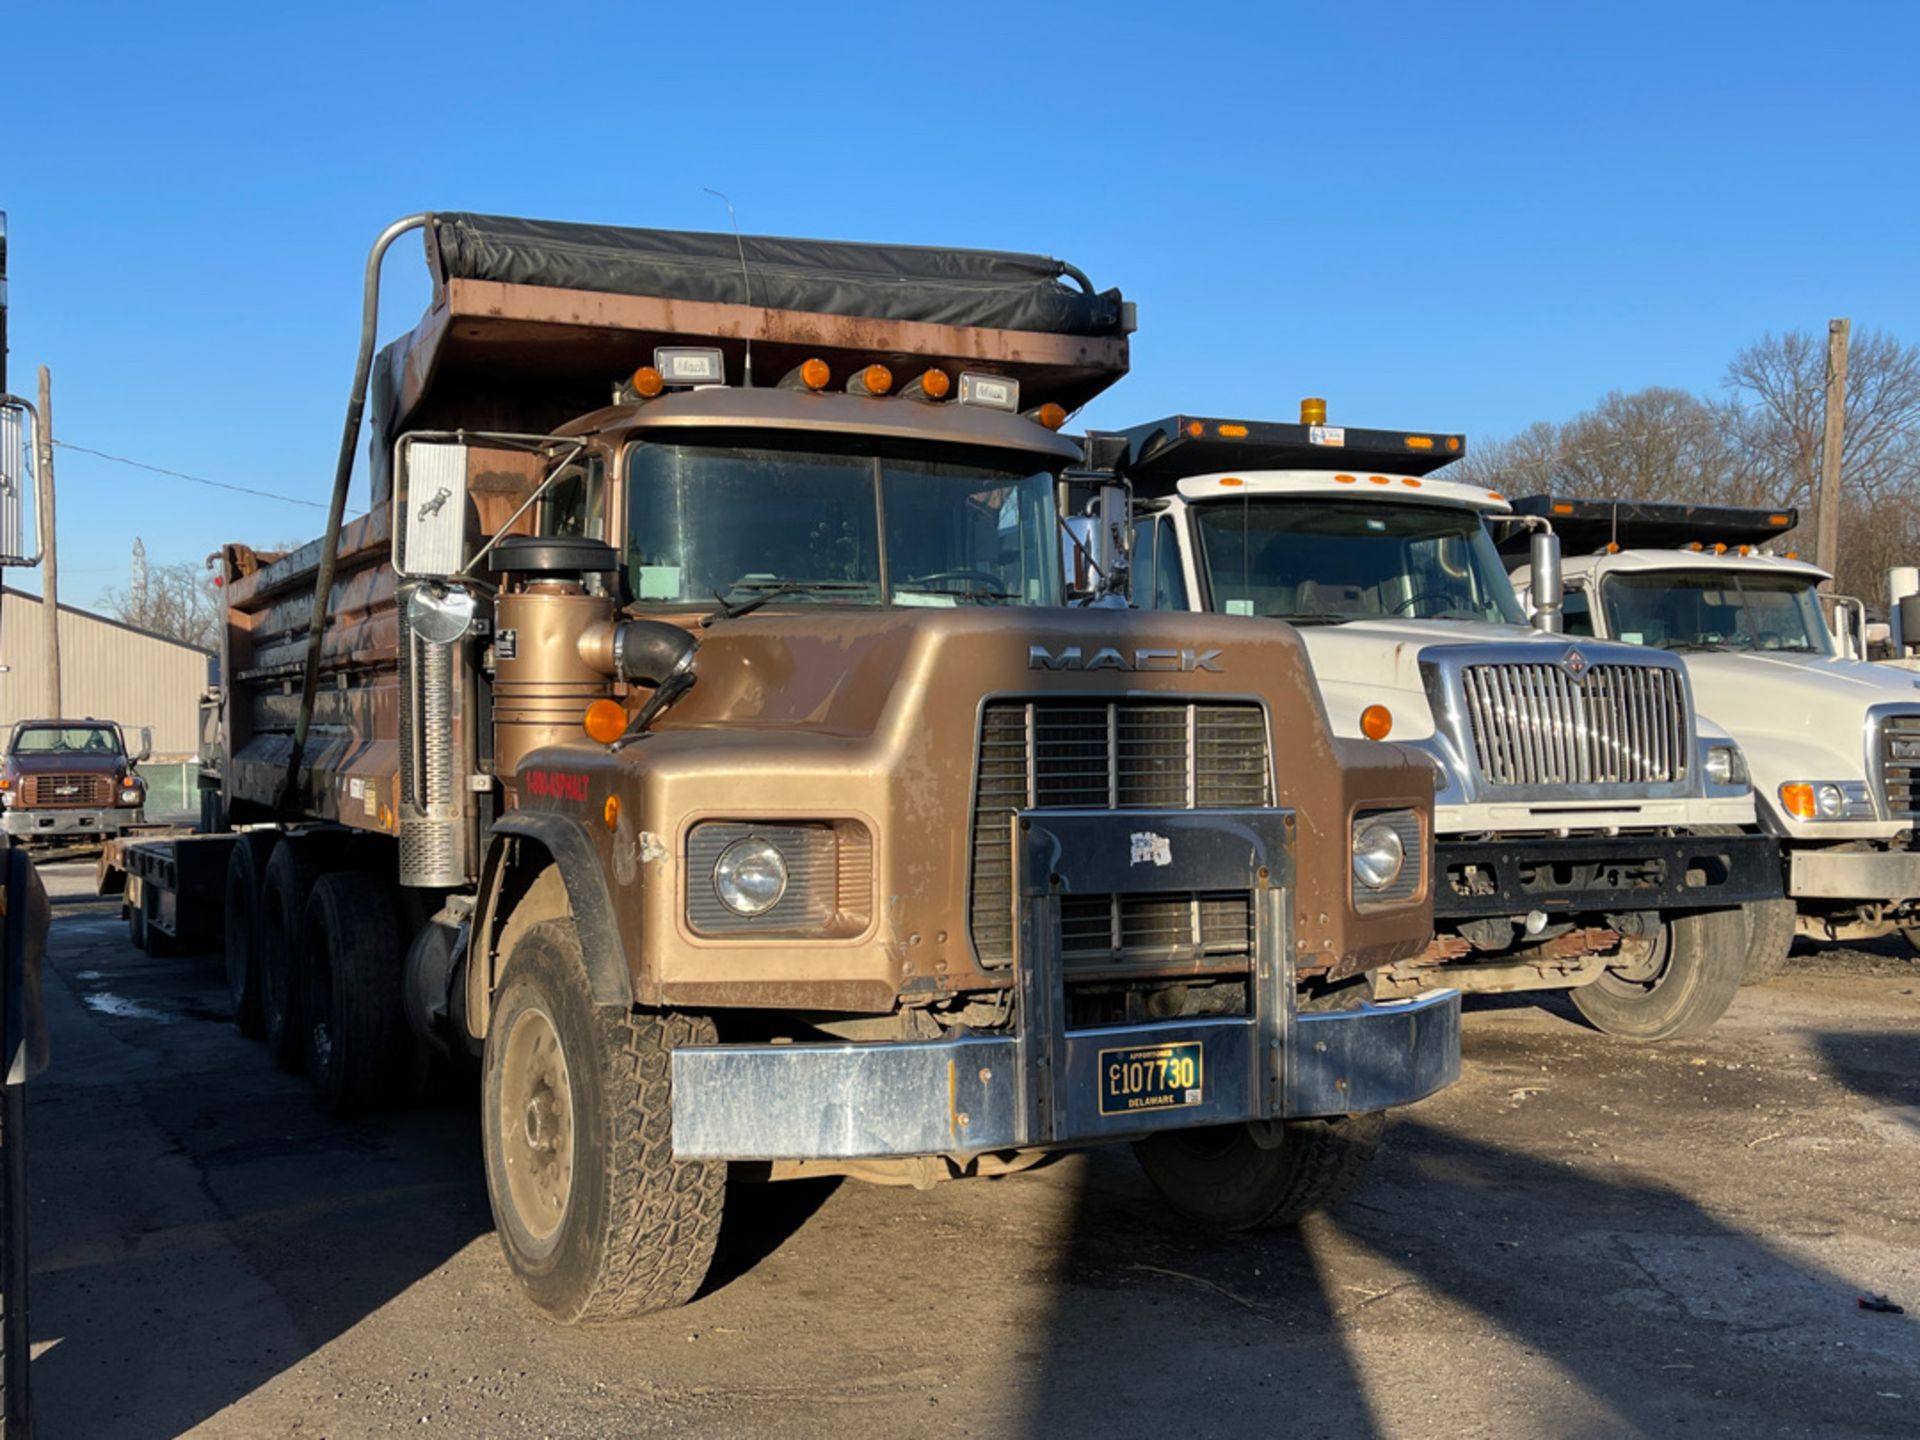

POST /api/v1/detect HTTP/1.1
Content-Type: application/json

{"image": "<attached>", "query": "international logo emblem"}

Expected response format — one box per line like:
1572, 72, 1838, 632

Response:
1560, 647, 1590, 678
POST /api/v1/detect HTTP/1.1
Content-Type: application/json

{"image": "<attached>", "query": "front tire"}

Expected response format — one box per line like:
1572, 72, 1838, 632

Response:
481, 918, 723, 1323
1571, 908, 1746, 1041
1740, 898, 1798, 986
1132, 1114, 1385, 1230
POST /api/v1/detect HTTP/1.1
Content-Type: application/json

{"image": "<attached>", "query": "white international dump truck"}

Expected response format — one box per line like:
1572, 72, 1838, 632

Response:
1507, 496, 1920, 974
1088, 407, 1783, 1039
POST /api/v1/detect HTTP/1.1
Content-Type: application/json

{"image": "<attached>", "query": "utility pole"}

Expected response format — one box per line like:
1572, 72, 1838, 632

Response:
34, 366, 59, 713
1816, 318, 1850, 590
0, 211, 9, 393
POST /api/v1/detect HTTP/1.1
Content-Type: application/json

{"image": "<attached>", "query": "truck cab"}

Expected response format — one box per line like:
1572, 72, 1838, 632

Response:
1, 718, 148, 843
205, 215, 1459, 1323
1102, 407, 1781, 1040
1508, 495, 1920, 968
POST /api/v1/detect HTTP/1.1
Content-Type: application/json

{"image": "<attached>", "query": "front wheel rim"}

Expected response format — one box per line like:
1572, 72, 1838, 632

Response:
498, 1006, 576, 1243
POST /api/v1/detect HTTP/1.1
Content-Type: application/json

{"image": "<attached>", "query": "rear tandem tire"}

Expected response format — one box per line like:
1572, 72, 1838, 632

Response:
303, 872, 411, 1117
1571, 908, 1746, 1041
1740, 898, 1799, 986
481, 918, 724, 1323
258, 833, 354, 1072
223, 831, 280, 1038
1131, 1113, 1386, 1231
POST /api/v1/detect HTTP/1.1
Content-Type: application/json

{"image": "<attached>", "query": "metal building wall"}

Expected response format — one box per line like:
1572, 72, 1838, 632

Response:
0, 590, 214, 757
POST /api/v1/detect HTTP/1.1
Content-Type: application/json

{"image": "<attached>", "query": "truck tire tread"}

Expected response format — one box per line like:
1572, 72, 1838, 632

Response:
1571, 907, 1745, 1042
482, 920, 723, 1323
1741, 898, 1797, 986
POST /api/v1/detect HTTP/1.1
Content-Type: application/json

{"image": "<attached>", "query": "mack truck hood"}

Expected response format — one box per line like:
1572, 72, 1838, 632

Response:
609, 605, 1436, 986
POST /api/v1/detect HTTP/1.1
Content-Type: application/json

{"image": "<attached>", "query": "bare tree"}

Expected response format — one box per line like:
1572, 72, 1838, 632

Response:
1456, 388, 1747, 502
99, 550, 221, 650
1725, 328, 1920, 597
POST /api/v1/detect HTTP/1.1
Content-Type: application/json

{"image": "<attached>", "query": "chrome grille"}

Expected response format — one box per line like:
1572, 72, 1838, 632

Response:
968, 700, 1271, 968
1458, 661, 1689, 788
1058, 892, 1254, 974
1877, 711, 1920, 817
23, 774, 113, 808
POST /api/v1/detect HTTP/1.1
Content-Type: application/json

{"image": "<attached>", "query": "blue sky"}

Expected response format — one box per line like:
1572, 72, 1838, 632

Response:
4, 1, 1916, 602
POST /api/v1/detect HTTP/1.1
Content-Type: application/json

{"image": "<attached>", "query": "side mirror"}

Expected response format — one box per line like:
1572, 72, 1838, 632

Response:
1529, 530, 1564, 633
0, 395, 42, 568
1061, 516, 1099, 600
394, 437, 476, 579
135, 727, 153, 764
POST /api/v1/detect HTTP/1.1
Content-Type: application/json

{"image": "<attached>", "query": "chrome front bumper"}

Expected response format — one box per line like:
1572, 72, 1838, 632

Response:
1788, 845, 1920, 903
2, 807, 141, 838
672, 808, 1461, 1162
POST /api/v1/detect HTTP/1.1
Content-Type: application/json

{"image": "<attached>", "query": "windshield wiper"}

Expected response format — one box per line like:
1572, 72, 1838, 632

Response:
1655, 640, 1731, 653
701, 578, 874, 627
1264, 611, 1352, 626
897, 585, 1019, 605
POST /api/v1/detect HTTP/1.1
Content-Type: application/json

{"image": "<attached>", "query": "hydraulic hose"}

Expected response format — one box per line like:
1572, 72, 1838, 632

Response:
277, 213, 431, 813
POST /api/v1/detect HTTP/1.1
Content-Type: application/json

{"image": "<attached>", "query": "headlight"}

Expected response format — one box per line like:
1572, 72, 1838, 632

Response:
1704, 745, 1748, 787
1352, 817, 1407, 891
117, 788, 143, 805
1779, 780, 1871, 821
712, 836, 789, 917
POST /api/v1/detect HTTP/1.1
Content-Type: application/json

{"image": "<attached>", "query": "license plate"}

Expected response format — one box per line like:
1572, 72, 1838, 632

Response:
1098, 1041, 1204, 1117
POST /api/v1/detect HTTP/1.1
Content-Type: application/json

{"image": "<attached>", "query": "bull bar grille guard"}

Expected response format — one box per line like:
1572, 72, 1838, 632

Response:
670, 808, 1460, 1161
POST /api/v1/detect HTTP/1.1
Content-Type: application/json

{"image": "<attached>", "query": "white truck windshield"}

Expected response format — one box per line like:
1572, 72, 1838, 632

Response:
626, 438, 1063, 609
1602, 569, 1831, 654
1191, 499, 1524, 624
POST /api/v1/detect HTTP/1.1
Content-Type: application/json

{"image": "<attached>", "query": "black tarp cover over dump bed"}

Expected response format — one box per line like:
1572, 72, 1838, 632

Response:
368, 212, 1133, 491
426, 212, 1129, 338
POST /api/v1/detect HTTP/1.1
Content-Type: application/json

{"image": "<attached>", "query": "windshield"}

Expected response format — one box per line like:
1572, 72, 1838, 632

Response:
1190, 498, 1524, 625
1601, 569, 1832, 654
625, 436, 1062, 608
11, 725, 121, 755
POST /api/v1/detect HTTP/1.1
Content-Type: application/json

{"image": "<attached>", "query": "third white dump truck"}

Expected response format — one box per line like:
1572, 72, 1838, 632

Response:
1507, 496, 1920, 976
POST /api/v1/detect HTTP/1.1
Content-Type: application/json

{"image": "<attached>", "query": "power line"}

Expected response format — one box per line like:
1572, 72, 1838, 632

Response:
51, 440, 327, 510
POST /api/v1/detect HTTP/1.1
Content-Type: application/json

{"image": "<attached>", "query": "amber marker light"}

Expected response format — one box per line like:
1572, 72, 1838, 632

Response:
1032, 403, 1067, 431
1360, 704, 1394, 741
1401, 478, 1422, 488
1779, 783, 1817, 820
1769, 514, 1790, 526
857, 363, 893, 396
121, 775, 136, 788
1218, 423, 1249, 437
801, 358, 831, 391
603, 795, 621, 831
1219, 476, 1245, 487
1552, 502, 1574, 515
584, 699, 628, 745
1300, 397, 1328, 425
1405, 435, 1434, 450
915, 368, 950, 399
1335, 474, 1358, 484
1368, 475, 1391, 485
1446, 437, 1461, 451
631, 366, 665, 399
1186, 421, 1205, 438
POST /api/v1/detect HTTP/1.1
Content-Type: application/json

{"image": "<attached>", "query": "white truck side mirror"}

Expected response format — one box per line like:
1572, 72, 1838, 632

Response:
0, 395, 43, 568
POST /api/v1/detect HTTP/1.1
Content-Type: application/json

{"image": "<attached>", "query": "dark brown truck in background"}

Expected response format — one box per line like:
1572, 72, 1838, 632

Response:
2, 718, 148, 844
139, 213, 1459, 1323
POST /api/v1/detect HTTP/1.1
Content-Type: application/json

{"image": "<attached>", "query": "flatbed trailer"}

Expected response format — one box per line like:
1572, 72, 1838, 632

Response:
98, 828, 240, 955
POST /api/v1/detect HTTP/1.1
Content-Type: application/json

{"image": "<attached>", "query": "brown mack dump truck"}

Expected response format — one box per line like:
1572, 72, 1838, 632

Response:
163, 212, 1459, 1322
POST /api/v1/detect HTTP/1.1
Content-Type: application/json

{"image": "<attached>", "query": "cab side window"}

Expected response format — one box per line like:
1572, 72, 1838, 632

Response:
1130, 517, 1189, 611
1562, 585, 1594, 637
538, 458, 607, 540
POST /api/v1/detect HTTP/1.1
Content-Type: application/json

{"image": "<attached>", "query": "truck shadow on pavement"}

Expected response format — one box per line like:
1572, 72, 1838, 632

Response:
1017, 1031, 1920, 1439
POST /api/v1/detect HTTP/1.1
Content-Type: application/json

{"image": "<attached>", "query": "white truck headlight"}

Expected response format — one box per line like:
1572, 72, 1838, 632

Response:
1352, 817, 1407, 891
1779, 781, 1871, 821
713, 836, 789, 916
1704, 745, 1747, 787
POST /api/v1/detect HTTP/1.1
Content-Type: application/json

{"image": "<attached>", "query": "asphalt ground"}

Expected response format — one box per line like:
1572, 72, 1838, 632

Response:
19, 857, 1920, 1438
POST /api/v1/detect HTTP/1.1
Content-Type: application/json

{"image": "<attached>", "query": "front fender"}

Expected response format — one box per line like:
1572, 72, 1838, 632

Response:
481, 810, 634, 1010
